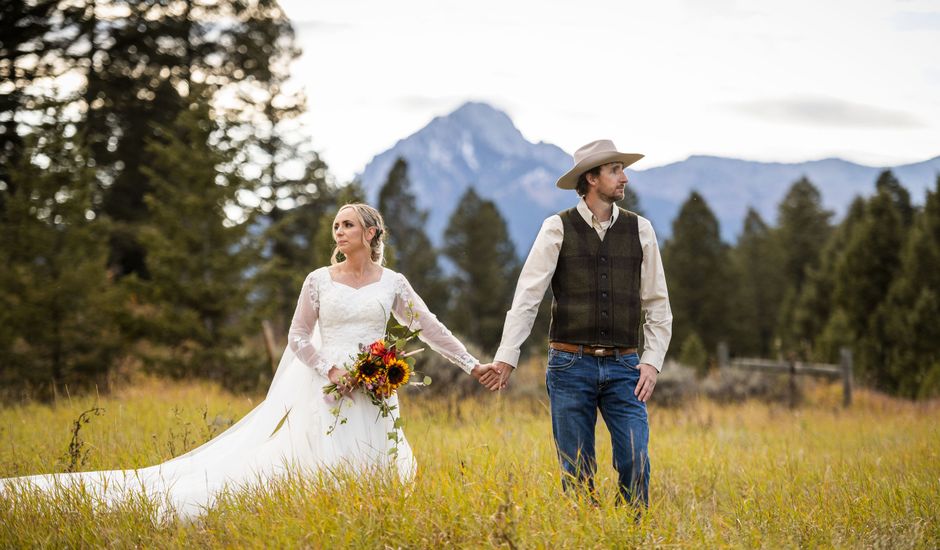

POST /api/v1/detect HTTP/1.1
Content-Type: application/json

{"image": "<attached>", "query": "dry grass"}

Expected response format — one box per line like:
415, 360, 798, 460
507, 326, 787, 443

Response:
1, 374, 937, 548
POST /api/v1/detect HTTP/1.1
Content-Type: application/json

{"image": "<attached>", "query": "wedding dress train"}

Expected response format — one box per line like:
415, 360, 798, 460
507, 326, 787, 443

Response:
0, 268, 478, 519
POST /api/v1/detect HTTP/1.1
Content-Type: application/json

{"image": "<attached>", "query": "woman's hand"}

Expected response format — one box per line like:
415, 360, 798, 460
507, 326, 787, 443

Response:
328, 366, 352, 395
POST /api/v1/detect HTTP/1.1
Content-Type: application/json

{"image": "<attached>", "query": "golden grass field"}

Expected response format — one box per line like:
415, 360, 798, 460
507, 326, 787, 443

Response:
0, 373, 938, 549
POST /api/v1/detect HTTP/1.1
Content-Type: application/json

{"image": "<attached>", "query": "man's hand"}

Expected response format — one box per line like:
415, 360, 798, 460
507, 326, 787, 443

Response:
478, 361, 513, 391
634, 363, 658, 403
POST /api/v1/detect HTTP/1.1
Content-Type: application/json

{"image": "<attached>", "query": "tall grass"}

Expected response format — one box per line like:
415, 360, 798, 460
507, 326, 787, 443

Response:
1, 377, 937, 548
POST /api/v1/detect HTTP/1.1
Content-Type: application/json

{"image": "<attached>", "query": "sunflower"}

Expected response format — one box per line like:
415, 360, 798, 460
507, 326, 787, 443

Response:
356, 357, 384, 384
386, 358, 411, 389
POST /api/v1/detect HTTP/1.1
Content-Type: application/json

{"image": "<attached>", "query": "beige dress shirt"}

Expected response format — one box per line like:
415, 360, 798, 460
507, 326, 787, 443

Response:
494, 198, 673, 371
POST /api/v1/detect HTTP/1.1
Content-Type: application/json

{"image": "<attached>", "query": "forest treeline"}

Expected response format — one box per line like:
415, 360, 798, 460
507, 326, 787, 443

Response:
2, 1, 938, 399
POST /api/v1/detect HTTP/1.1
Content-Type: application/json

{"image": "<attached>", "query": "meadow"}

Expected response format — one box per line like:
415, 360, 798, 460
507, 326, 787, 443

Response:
0, 374, 937, 549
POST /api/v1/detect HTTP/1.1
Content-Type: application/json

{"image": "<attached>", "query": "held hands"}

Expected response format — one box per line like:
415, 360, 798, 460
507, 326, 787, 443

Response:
471, 359, 656, 399
635, 363, 658, 402
471, 361, 513, 391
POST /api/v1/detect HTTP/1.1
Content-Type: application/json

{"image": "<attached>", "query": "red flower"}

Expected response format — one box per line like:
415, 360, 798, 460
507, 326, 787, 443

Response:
369, 340, 387, 356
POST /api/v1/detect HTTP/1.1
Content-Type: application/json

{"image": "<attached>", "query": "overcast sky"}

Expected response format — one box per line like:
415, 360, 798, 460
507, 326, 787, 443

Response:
278, 0, 940, 182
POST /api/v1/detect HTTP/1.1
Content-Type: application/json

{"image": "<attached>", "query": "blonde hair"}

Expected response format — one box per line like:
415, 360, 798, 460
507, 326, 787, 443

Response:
330, 203, 387, 265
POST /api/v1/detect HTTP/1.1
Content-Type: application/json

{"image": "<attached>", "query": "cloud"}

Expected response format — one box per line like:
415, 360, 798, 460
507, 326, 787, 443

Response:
677, 0, 756, 19
730, 95, 925, 128
893, 11, 940, 31
290, 20, 353, 33
395, 95, 477, 112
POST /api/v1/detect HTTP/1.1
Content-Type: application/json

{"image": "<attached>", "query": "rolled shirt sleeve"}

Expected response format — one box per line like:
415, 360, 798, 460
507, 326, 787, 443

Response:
494, 216, 563, 368
637, 216, 672, 372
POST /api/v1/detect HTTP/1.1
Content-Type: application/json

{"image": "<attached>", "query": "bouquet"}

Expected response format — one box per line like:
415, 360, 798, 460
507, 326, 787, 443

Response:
322, 311, 431, 457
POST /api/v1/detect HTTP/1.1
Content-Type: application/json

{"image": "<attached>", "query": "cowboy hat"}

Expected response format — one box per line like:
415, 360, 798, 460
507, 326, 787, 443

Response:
556, 139, 644, 190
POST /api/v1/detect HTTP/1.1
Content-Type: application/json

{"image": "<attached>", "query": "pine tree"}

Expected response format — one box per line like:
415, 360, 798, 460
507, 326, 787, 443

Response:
678, 332, 708, 377
776, 177, 832, 288
0, 0, 60, 192
729, 208, 785, 356
882, 175, 940, 397
833, 181, 909, 388
773, 177, 833, 352
874, 170, 914, 228
663, 191, 734, 356
789, 197, 866, 362
378, 157, 449, 314
253, 150, 336, 338
0, 119, 124, 398
443, 188, 520, 351
1, 0, 306, 277
136, 99, 259, 388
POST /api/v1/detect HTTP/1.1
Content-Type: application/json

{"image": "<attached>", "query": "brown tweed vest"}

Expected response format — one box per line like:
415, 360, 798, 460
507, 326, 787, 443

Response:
549, 207, 643, 348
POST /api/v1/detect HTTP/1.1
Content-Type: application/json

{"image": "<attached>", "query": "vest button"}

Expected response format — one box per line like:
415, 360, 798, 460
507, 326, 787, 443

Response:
601, 292, 608, 298
601, 273, 608, 279
602, 311, 608, 317
600, 256, 607, 263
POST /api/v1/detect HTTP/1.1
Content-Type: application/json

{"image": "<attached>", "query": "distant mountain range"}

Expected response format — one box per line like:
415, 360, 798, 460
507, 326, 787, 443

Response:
359, 102, 940, 252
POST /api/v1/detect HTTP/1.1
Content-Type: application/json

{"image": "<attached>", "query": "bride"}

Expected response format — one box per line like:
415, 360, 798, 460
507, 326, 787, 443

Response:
1, 203, 489, 518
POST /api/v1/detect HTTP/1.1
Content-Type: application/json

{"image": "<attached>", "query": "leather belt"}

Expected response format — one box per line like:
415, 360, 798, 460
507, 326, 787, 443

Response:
550, 342, 638, 357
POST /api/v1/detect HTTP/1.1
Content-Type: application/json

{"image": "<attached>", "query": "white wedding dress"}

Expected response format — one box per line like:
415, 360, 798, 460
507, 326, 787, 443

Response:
0, 267, 478, 519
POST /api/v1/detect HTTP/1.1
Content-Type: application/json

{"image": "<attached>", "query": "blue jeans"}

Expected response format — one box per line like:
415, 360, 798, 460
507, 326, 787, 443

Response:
545, 347, 650, 506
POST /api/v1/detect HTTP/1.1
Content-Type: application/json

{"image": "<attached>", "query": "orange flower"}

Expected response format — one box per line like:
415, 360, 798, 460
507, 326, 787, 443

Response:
369, 340, 387, 356
382, 349, 398, 365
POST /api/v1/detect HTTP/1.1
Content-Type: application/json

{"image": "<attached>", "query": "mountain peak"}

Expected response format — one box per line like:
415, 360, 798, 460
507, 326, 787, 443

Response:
358, 101, 574, 250
359, 101, 940, 249
422, 101, 529, 157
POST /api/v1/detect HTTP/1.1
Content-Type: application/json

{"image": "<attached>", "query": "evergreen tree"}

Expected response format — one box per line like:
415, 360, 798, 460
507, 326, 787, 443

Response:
663, 191, 733, 356
775, 177, 832, 290
0, 118, 124, 399
729, 208, 785, 356
443, 188, 520, 351
1, 1, 305, 277
0, 0, 60, 192
136, 99, 259, 388
253, 150, 335, 338
833, 181, 909, 388
874, 170, 914, 228
378, 157, 449, 314
773, 177, 833, 351
789, 197, 866, 362
882, 175, 940, 397
678, 332, 708, 377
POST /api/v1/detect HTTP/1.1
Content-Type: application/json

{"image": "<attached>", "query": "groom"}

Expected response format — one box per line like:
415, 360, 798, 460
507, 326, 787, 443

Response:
480, 139, 672, 506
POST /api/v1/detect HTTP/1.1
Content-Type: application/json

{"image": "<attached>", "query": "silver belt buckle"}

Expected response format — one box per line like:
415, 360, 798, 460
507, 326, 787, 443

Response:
594, 348, 605, 356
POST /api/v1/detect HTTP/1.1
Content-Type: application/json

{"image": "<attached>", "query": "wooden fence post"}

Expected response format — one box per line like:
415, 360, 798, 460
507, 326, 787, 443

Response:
788, 355, 798, 409
840, 347, 853, 407
717, 342, 729, 369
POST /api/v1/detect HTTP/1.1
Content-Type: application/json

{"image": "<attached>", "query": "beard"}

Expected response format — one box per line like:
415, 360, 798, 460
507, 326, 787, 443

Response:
598, 187, 625, 203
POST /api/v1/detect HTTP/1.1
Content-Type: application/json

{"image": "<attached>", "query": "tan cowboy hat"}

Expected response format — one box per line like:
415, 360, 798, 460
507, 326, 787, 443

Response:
556, 139, 644, 190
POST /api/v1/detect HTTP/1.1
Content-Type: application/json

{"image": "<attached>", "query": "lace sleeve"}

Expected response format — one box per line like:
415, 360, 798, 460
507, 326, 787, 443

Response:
392, 273, 479, 375
287, 271, 331, 377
